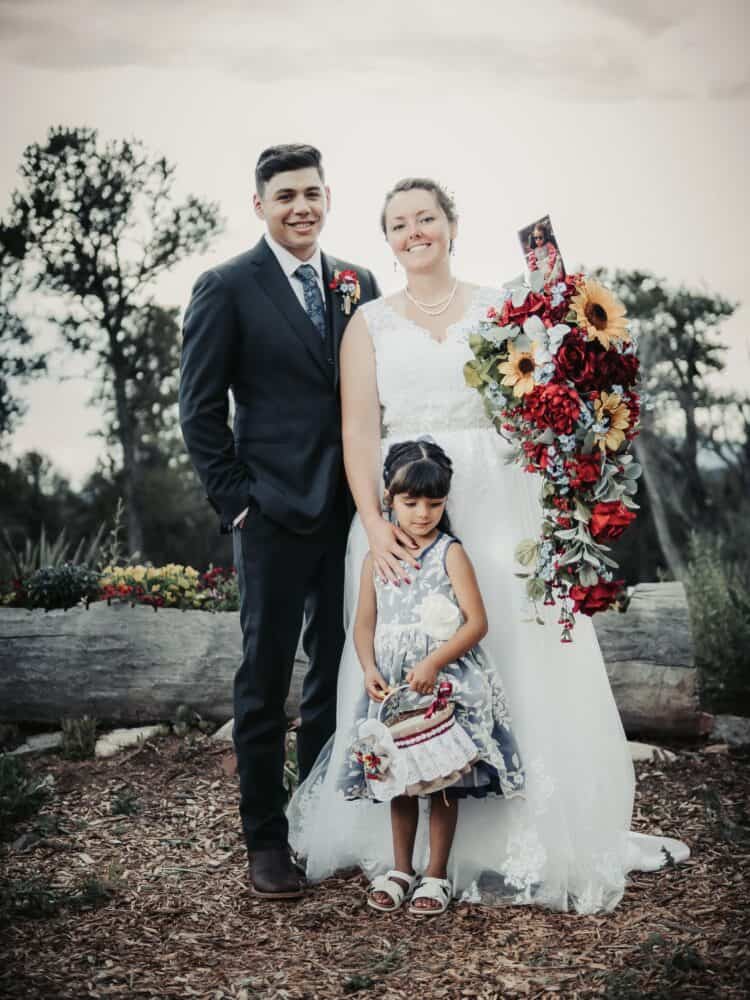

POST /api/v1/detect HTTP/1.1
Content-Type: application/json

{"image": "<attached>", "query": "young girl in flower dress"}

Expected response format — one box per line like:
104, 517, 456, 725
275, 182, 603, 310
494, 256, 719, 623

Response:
341, 438, 525, 915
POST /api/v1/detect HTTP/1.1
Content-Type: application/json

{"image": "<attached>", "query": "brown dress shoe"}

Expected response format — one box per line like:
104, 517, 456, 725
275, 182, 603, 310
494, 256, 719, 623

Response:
248, 847, 307, 899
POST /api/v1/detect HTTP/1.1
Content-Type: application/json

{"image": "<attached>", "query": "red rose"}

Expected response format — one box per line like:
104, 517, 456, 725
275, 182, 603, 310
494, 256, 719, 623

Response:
590, 501, 637, 542
523, 383, 582, 435
569, 579, 624, 616
498, 290, 547, 327
567, 454, 601, 490
554, 336, 599, 388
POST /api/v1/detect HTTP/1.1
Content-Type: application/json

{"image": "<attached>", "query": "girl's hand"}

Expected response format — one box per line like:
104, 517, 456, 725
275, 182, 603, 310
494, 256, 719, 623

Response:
365, 516, 420, 586
364, 666, 390, 702
406, 660, 440, 696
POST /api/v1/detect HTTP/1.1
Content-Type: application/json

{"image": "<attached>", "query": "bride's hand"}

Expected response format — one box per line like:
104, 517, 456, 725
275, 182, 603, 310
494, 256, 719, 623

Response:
365, 516, 420, 585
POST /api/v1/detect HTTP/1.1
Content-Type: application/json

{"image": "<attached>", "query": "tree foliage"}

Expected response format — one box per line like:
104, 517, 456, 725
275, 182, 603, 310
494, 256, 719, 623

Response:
0, 247, 46, 437
596, 269, 741, 579
0, 126, 223, 553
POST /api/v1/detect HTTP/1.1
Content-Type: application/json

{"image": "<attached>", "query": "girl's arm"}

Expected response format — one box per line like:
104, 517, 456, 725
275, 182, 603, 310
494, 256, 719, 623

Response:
353, 553, 389, 702
406, 543, 489, 694
340, 311, 420, 583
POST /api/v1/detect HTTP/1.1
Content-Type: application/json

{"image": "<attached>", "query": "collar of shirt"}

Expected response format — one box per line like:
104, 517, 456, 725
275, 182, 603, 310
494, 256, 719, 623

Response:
264, 232, 324, 284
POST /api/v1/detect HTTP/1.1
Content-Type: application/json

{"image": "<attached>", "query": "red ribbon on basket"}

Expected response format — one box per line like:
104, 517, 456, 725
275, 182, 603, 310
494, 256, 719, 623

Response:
424, 680, 453, 719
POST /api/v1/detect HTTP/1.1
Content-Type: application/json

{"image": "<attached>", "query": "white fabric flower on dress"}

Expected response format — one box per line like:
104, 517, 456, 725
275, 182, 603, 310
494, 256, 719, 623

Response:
418, 593, 462, 641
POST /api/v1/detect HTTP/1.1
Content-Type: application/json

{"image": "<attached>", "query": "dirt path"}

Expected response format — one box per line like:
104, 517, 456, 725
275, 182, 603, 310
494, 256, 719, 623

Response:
2, 736, 748, 999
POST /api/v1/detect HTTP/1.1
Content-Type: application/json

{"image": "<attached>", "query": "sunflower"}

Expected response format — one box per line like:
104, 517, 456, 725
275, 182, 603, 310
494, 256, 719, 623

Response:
497, 344, 537, 397
570, 278, 629, 349
593, 391, 631, 451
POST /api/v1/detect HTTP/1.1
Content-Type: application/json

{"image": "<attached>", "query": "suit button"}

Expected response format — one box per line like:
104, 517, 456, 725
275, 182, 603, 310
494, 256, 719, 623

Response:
327, 357, 334, 365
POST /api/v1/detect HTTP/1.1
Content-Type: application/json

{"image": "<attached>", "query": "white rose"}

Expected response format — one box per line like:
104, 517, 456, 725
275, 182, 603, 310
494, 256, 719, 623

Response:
418, 593, 462, 641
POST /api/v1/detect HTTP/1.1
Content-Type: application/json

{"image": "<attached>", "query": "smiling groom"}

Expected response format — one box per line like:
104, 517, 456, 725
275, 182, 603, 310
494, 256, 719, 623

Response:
179, 145, 380, 899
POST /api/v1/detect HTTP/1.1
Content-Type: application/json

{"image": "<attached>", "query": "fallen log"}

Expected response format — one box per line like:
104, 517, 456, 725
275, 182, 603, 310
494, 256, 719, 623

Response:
0, 582, 707, 737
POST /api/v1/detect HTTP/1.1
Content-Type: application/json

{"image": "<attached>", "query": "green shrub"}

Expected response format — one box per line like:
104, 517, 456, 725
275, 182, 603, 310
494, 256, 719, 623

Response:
685, 531, 750, 714
0, 754, 51, 839
25, 563, 102, 610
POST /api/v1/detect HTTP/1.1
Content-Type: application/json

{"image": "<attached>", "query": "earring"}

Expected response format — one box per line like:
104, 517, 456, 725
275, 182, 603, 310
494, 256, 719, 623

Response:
393, 258, 398, 272
449, 239, 455, 255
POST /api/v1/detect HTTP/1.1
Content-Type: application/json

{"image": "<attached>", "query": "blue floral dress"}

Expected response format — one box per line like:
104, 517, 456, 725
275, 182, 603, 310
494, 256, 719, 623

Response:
341, 532, 525, 801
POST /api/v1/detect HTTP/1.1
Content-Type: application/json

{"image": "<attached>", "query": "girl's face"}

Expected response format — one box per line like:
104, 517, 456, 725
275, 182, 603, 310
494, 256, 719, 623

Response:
384, 189, 456, 276
532, 228, 546, 246
390, 492, 447, 539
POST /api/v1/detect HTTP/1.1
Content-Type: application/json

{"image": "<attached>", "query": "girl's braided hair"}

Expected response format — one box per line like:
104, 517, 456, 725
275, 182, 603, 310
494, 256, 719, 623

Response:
383, 438, 453, 533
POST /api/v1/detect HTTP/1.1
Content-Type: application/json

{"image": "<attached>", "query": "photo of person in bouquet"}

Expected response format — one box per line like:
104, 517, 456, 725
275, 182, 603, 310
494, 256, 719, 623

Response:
520, 216, 564, 283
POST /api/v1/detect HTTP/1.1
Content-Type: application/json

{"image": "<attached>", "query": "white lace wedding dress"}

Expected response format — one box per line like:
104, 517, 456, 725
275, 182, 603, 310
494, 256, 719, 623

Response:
287, 287, 689, 913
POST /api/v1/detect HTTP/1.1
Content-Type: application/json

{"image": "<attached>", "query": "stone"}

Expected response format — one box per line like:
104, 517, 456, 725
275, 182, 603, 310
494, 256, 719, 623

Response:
628, 741, 678, 763
94, 724, 169, 758
211, 719, 234, 743
9, 731, 63, 756
710, 715, 750, 748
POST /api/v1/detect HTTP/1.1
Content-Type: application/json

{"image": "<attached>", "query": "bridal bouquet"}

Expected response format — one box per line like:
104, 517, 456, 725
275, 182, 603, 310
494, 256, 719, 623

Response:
464, 271, 641, 641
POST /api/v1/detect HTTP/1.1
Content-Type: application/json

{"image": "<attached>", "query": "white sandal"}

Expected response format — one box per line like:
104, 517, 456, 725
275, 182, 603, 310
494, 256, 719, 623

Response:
366, 869, 418, 912
408, 876, 452, 916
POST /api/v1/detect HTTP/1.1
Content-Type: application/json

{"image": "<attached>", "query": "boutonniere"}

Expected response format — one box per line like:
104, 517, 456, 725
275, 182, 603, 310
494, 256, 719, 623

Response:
329, 269, 361, 316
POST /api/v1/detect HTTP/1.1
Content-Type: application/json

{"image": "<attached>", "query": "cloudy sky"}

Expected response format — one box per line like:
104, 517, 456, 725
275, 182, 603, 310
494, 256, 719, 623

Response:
1, 0, 748, 483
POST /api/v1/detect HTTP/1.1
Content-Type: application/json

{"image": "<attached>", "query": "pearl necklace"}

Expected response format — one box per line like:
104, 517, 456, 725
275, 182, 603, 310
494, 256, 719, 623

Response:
404, 279, 459, 317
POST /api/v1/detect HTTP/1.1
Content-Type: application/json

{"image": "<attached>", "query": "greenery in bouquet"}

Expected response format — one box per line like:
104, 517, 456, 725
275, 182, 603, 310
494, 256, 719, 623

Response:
464, 271, 641, 641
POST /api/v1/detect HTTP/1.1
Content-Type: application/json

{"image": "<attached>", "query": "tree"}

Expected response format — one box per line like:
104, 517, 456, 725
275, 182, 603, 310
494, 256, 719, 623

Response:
0, 127, 222, 554
597, 269, 739, 580
0, 247, 46, 438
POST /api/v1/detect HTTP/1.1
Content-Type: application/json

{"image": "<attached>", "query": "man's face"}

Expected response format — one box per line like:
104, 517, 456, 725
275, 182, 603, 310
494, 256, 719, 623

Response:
253, 167, 330, 260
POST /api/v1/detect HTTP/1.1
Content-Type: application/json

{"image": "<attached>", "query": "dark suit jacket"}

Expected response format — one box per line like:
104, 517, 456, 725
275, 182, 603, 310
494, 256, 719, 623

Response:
179, 237, 380, 534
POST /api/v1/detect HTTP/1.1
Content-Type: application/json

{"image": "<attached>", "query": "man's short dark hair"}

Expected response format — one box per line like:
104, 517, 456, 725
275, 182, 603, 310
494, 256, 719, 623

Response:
255, 144, 324, 195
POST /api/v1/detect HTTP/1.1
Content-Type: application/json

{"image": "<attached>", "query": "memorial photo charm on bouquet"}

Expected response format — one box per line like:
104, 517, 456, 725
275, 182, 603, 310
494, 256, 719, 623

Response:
519, 214, 565, 288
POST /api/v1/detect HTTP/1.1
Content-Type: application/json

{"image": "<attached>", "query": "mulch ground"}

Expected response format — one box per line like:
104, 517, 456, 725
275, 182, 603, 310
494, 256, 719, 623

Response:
1, 734, 748, 1000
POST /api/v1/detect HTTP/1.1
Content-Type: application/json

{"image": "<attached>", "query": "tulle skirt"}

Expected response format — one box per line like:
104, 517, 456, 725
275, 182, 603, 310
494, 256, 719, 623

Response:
287, 428, 689, 913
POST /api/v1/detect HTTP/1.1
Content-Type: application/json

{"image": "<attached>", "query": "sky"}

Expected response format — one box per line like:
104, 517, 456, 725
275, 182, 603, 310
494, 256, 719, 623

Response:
1, 0, 748, 485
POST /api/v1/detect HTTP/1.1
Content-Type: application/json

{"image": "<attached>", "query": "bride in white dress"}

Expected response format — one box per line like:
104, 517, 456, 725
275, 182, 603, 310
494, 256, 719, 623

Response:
287, 178, 689, 913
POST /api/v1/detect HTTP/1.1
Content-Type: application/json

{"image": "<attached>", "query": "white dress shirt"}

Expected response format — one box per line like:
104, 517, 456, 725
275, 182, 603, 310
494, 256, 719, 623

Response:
233, 234, 327, 527
264, 232, 326, 311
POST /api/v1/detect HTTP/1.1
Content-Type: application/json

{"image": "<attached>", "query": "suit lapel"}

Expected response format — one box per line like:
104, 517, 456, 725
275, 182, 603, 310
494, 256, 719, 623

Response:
250, 240, 329, 380
322, 254, 348, 386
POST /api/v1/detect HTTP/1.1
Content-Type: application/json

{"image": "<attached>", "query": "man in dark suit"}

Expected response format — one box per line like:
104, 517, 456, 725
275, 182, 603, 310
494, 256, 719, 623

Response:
179, 144, 380, 899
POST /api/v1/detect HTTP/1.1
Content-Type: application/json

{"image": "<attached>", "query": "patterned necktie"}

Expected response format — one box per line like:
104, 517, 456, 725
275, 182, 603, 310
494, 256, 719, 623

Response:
294, 264, 327, 340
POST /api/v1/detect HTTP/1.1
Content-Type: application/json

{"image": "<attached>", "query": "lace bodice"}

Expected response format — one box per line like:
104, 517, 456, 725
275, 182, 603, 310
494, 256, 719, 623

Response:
360, 287, 501, 436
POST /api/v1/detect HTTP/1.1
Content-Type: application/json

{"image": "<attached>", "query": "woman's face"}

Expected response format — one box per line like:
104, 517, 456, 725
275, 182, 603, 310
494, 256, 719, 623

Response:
384, 189, 456, 275
532, 227, 546, 247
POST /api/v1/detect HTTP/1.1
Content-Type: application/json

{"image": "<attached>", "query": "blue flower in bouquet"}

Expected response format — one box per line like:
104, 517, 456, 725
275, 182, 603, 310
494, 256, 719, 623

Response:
547, 324, 570, 355
538, 540, 556, 581
535, 361, 556, 385
557, 434, 578, 453
578, 402, 595, 429
610, 384, 624, 398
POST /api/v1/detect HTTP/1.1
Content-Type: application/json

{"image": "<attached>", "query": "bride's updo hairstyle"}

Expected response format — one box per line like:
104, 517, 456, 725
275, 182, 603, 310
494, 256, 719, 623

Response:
380, 178, 458, 237
383, 438, 454, 533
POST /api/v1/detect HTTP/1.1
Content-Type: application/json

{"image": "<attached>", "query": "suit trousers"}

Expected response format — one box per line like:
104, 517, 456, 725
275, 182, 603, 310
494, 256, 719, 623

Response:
232, 496, 350, 853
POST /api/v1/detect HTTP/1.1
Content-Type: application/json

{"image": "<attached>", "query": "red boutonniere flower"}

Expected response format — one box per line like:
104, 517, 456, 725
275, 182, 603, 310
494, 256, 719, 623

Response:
329, 269, 361, 315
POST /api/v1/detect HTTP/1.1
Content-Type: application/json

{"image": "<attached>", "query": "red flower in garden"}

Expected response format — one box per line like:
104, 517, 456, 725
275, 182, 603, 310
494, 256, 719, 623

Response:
590, 501, 637, 542
523, 383, 583, 436
569, 579, 624, 616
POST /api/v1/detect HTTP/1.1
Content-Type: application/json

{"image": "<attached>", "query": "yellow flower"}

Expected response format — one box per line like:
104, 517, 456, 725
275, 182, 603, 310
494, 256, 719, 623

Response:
594, 391, 631, 451
570, 278, 629, 349
497, 343, 537, 397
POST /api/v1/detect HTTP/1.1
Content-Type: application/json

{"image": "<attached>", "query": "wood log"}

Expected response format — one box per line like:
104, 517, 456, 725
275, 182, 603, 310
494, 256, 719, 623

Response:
0, 582, 707, 737
593, 582, 709, 737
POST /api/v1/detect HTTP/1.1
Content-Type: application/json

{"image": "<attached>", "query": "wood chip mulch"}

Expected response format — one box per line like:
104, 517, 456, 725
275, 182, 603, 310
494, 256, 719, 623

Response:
1, 735, 748, 1000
